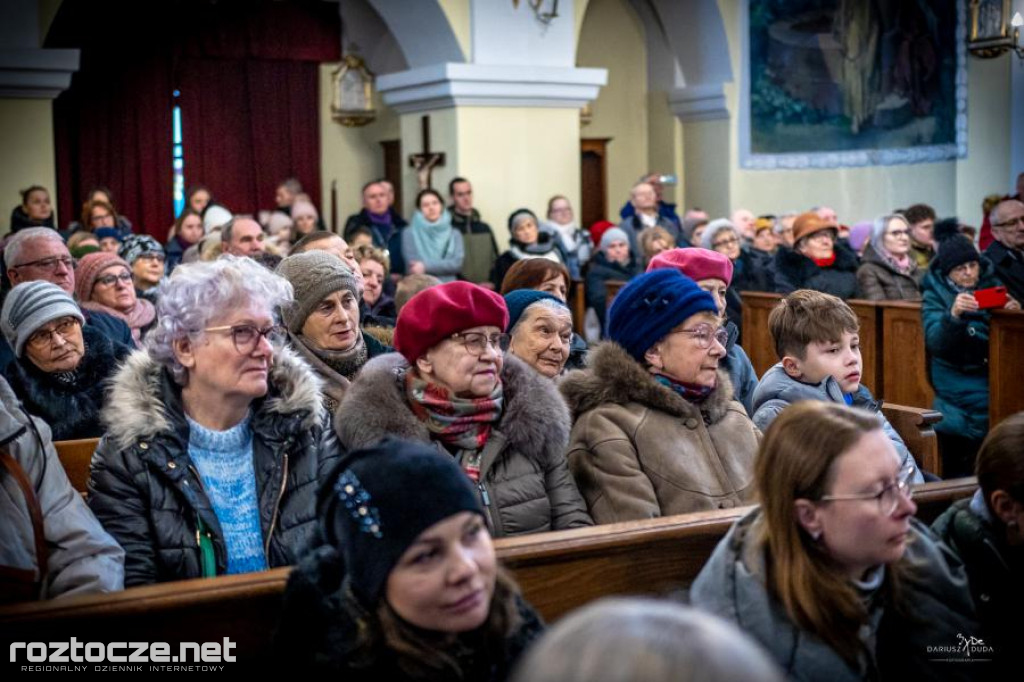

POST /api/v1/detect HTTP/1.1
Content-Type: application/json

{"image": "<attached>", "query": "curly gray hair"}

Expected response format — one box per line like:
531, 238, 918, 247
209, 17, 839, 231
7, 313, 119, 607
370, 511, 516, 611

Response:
145, 256, 293, 384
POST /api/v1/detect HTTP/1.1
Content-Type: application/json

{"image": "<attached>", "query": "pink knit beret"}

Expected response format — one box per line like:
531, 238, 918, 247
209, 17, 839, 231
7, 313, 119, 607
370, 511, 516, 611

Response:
394, 281, 509, 363
646, 247, 734, 286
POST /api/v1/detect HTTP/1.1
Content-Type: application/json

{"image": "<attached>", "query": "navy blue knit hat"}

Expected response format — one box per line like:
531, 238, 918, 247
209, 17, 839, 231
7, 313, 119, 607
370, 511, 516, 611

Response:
318, 438, 484, 607
504, 289, 568, 332
607, 269, 717, 362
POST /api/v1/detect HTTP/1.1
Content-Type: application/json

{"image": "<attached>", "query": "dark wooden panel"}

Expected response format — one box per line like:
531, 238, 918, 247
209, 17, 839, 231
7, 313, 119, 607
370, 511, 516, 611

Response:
849, 299, 881, 396
740, 292, 783, 378
580, 138, 610, 229
881, 302, 934, 409
54, 437, 99, 493
380, 139, 402, 212
990, 309, 1024, 429
882, 403, 943, 477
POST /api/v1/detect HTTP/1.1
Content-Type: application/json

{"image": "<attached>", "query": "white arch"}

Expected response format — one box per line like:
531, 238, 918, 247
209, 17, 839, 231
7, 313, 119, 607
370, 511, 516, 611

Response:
367, 0, 465, 69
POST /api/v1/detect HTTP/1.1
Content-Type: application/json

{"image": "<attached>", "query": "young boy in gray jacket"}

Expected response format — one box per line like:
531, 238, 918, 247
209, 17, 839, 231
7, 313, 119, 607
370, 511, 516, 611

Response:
751, 289, 924, 482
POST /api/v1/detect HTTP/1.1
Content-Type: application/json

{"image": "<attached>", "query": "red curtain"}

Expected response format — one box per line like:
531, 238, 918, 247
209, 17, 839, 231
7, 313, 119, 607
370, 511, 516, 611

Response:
50, 1, 339, 239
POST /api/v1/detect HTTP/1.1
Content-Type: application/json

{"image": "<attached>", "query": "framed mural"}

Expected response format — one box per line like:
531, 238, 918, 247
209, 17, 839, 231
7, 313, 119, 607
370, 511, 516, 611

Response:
740, 0, 967, 170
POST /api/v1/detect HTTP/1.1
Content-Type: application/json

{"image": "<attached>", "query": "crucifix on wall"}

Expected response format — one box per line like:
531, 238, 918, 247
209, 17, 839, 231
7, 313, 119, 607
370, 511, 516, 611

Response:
408, 115, 446, 190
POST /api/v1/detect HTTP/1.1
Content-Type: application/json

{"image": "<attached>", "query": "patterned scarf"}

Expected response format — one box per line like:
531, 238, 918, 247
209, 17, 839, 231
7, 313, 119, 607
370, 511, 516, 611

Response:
653, 372, 714, 404
80, 298, 155, 347
405, 369, 503, 480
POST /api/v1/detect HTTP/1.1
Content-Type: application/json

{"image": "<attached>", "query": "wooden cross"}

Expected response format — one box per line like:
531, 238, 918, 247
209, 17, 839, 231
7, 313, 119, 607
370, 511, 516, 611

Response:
408, 115, 446, 190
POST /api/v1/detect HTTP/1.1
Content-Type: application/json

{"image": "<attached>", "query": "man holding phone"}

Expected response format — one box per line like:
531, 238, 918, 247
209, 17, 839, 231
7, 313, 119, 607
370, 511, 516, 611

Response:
984, 198, 1024, 303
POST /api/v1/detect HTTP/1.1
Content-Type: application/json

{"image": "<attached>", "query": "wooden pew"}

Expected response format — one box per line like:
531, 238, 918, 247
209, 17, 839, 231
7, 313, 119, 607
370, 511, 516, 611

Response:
882, 404, 942, 477
989, 308, 1024, 429
0, 479, 976, 660
849, 299, 882, 395
879, 301, 933, 408
739, 292, 782, 377
54, 437, 100, 494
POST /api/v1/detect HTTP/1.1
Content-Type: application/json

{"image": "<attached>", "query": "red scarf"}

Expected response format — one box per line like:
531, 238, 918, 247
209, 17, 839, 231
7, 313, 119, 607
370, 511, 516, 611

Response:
812, 253, 836, 268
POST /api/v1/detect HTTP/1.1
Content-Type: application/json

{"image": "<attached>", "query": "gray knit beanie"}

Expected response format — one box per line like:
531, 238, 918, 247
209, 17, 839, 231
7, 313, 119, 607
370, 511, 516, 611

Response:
1, 281, 85, 358
700, 218, 738, 251
275, 250, 359, 334
599, 227, 630, 253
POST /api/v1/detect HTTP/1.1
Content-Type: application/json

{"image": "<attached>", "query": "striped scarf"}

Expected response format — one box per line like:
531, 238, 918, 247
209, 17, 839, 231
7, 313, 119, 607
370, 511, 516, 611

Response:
405, 369, 503, 479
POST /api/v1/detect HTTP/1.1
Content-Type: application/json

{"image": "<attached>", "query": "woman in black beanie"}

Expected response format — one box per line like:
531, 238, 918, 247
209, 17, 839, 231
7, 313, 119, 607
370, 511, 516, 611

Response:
921, 229, 1020, 476
277, 439, 544, 678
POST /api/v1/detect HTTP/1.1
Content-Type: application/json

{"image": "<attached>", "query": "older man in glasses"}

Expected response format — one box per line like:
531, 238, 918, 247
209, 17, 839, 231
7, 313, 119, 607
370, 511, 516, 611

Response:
1, 228, 132, 373
984, 198, 1024, 303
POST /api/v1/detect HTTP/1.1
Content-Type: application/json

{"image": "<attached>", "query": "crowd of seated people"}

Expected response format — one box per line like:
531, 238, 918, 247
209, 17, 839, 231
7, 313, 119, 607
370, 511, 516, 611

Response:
1, 172, 1023, 678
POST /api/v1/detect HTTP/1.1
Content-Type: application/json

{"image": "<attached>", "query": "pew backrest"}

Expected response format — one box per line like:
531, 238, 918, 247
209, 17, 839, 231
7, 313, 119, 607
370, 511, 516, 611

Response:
989, 309, 1024, 429
54, 437, 100, 493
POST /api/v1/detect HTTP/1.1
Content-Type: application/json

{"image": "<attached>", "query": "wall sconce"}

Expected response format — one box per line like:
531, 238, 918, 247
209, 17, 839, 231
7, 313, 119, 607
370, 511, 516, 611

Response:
968, 0, 1024, 60
580, 102, 593, 126
513, 0, 559, 25
331, 54, 376, 127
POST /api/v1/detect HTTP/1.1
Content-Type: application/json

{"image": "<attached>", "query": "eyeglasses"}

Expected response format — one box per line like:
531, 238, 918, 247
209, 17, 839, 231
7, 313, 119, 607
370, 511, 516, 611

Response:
712, 236, 740, 249
994, 216, 1024, 230
451, 331, 509, 356
819, 463, 917, 516
27, 317, 80, 351
137, 253, 166, 262
203, 324, 286, 354
11, 256, 74, 272
94, 271, 133, 287
668, 323, 729, 350
887, 229, 910, 238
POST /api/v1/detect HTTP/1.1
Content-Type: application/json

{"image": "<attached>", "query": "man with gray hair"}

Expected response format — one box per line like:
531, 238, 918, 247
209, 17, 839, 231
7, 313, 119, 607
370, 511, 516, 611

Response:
221, 217, 266, 258
1, 227, 132, 372
618, 172, 682, 228
984, 198, 1024, 302
618, 181, 682, 256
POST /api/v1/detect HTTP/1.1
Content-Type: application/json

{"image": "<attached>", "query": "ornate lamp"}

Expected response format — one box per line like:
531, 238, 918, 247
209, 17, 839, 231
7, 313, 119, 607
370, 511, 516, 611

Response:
331, 54, 376, 127
968, 1, 1024, 60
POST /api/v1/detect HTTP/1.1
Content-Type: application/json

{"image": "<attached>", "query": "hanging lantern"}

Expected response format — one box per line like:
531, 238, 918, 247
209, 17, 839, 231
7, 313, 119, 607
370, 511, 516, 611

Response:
331, 54, 376, 127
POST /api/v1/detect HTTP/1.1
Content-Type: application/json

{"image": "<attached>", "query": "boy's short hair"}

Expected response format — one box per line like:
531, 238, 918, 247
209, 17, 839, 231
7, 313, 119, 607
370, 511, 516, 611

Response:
768, 289, 859, 360
395, 273, 442, 313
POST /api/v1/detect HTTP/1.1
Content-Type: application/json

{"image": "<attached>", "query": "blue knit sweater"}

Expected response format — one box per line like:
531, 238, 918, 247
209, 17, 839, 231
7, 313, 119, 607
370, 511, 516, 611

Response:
187, 412, 267, 574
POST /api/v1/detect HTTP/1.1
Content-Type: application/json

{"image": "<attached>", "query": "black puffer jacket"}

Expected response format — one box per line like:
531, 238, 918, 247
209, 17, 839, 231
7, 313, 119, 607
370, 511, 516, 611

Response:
770, 241, 861, 299
87, 347, 341, 587
2, 325, 129, 441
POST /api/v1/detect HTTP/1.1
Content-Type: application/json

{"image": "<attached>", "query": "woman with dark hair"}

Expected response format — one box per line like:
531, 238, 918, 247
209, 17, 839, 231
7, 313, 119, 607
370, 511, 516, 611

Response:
932, 412, 1024, 676
185, 185, 213, 217
9, 185, 55, 233
403, 189, 465, 283
278, 439, 545, 676
165, 208, 204, 273
499, 258, 586, 370
65, 189, 133, 237
490, 209, 566, 290
692, 401, 978, 681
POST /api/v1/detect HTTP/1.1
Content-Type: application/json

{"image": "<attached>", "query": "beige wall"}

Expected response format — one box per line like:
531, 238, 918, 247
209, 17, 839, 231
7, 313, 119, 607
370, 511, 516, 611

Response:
577, 0, 647, 221
0, 99, 57, 231
406, 107, 581, 248
698, 0, 1012, 225
319, 62, 400, 227
682, 117, 731, 219
437, 0, 471, 62
646, 91, 684, 209
398, 107, 459, 219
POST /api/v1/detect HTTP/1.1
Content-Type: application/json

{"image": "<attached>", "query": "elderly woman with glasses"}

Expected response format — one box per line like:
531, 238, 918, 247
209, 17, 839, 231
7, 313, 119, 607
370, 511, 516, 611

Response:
1, 282, 129, 440
560, 269, 760, 523
771, 212, 860, 299
87, 257, 340, 587
335, 281, 592, 537
856, 214, 923, 301
75, 251, 156, 346
692, 402, 977, 680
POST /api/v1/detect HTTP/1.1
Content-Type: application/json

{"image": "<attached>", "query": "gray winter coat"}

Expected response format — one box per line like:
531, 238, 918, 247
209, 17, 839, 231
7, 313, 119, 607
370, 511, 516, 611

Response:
692, 508, 979, 682
334, 352, 592, 537
752, 363, 923, 482
722, 321, 758, 417
856, 243, 923, 301
0, 376, 123, 600
87, 348, 340, 587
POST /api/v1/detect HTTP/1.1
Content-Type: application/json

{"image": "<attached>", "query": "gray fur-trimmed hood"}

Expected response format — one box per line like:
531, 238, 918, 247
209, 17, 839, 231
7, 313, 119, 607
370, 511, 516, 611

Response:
334, 351, 570, 464
559, 341, 736, 424
101, 345, 325, 450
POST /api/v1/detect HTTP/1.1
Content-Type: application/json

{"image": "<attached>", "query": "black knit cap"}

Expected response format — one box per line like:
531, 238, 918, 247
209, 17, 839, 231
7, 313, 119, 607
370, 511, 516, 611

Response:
937, 233, 979, 276
318, 438, 484, 607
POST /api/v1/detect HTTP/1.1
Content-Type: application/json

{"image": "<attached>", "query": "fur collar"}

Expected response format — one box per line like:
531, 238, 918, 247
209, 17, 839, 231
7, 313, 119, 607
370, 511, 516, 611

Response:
101, 344, 325, 450
334, 352, 570, 464
559, 341, 736, 424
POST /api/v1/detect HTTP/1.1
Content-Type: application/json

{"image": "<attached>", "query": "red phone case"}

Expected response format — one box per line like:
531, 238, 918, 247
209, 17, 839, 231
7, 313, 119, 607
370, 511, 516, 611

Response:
974, 286, 1007, 309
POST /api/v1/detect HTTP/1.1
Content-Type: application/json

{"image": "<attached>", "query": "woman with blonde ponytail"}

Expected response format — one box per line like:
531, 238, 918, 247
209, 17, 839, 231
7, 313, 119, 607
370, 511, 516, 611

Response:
691, 401, 979, 681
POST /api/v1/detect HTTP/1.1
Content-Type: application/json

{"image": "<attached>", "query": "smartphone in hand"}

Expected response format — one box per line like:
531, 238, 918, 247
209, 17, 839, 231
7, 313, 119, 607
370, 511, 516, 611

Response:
974, 286, 1008, 309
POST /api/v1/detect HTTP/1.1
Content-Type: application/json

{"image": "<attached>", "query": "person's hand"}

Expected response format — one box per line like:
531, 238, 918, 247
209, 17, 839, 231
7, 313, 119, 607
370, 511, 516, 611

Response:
408, 260, 426, 275
952, 292, 979, 318
1005, 296, 1021, 311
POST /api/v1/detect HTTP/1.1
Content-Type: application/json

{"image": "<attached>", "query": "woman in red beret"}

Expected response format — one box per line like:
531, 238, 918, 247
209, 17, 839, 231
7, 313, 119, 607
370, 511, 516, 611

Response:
334, 281, 592, 537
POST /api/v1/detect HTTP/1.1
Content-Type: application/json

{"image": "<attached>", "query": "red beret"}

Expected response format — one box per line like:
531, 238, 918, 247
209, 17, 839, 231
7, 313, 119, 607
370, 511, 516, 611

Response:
589, 220, 617, 249
394, 281, 510, 363
646, 247, 734, 286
